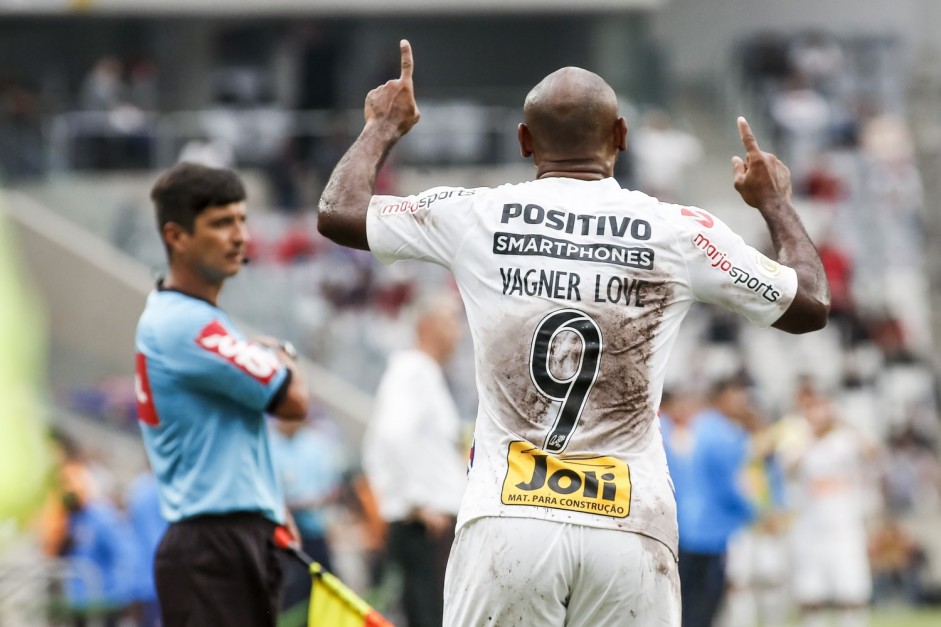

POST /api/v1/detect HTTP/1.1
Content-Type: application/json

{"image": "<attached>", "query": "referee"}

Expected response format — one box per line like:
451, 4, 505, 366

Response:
135, 162, 309, 626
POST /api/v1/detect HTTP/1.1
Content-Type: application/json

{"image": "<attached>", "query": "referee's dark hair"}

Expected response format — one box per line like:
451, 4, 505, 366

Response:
150, 161, 246, 236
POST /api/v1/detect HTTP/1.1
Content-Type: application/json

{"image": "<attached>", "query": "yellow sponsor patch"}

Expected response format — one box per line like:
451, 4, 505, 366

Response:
502, 441, 631, 518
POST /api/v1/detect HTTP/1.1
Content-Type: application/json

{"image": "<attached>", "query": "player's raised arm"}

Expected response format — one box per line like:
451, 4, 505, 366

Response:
318, 39, 421, 250
732, 116, 830, 333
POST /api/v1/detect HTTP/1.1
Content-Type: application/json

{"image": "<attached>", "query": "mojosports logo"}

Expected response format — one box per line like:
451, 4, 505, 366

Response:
379, 200, 419, 215
196, 320, 280, 384
693, 233, 781, 302
378, 188, 477, 216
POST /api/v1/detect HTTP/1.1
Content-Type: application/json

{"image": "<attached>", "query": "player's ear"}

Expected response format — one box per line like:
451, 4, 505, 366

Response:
163, 222, 189, 255
518, 123, 534, 158
615, 117, 628, 152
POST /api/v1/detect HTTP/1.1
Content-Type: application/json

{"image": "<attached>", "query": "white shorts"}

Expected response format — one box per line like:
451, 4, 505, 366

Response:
791, 526, 871, 605
726, 528, 789, 588
443, 517, 680, 627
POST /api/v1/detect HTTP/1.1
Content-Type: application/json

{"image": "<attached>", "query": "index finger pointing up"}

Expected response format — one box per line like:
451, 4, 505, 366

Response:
737, 116, 761, 154
400, 39, 414, 81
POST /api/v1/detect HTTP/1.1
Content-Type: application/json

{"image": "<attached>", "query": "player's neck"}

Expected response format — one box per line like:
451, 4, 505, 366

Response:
535, 157, 613, 181
163, 267, 224, 306
415, 339, 447, 366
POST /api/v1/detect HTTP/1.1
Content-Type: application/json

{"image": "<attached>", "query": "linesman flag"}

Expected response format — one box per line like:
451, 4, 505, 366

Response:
0, 191, 52, 542
273, 526, 394, 627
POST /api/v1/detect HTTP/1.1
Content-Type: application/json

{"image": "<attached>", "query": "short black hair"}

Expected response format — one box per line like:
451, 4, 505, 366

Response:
150, 162, 246, 236
709, 375, 750, 400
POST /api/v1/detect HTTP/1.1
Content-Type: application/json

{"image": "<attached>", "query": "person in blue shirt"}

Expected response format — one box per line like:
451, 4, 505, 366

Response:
663, 378, 758, 627
269, 413, 347, 620
126, 470, 167, 627
135, 162, 309, 627
49, 431, 137, 627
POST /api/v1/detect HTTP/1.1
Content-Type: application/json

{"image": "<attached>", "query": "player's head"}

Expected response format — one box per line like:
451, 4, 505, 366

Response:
518, 67, 627, 174
410, 290, 463, 365
150, 162, 249, 282
804, 393, 837, 436
709, 377, 755, 424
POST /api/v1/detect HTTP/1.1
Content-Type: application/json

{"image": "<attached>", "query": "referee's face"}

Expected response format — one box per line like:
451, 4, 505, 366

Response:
184, 201, 250, 283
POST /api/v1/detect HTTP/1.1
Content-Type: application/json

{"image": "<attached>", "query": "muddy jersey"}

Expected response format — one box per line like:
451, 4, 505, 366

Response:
366, 177, 797, 556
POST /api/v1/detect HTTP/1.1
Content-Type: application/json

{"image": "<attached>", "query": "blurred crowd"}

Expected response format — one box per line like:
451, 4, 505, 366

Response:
663, 378, 940, 627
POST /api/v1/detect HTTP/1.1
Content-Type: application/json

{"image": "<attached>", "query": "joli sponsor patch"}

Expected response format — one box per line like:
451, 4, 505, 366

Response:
502, 441, 631, 518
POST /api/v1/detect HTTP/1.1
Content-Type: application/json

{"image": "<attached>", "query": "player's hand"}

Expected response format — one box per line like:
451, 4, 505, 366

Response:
364, 39, 421, 138
731, 116, 792, 210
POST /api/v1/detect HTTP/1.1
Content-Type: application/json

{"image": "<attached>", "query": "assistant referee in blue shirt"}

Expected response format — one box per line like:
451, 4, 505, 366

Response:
135, 162, 309, 627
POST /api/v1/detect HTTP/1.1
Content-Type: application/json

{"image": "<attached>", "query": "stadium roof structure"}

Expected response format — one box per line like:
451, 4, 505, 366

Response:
0, 0, 665, 16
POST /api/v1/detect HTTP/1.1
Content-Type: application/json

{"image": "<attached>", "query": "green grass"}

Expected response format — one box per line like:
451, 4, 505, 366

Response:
871, 607, 941, 627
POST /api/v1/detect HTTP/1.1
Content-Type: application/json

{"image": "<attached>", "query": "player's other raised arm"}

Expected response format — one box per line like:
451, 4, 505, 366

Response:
732, 116, 830, 334
317, 39, 421, 250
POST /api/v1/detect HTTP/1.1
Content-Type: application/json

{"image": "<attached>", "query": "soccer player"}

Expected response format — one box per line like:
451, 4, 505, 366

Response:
135, 162, 309, 627
318, 40, 830, 626
785, 393, 877, 627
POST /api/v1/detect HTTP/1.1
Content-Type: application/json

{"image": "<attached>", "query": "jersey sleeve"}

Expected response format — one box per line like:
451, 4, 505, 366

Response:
671, 205, 798, 328
158, 314, 289, 413
366, 186, 482, 268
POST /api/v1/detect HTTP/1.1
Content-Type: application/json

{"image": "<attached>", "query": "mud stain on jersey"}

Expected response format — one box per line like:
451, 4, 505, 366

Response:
484, 308, 553, 441
583, 279, 675, 449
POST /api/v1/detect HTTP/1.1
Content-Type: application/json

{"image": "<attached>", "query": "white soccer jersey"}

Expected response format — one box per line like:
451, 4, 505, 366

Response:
366, 177, 798, 556
791, 426, 869, 532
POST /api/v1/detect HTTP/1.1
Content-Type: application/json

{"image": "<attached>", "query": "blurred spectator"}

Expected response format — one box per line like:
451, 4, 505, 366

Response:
0, 82, 45, 179
784, 393, 878, 627
126, 470, 167, 627
177, 137, 235, 169
724, 415, 789, 627
788, 31, 844, 96
40, 431, 136, 627
869, 517, 928, 606
80, 57, 125, 112
362, 291, 467, 627
78, 56, 152, 170
882, 427, 941, 516
629, 109, 702, 202
664, 378, 759, 627
769, 75, 831, 182
270, 412, 347, 621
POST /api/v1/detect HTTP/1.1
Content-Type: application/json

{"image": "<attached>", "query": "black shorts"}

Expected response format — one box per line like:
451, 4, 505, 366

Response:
155, 512, 283, 627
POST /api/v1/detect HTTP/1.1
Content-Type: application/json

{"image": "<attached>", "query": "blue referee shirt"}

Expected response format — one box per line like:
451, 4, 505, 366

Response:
135, 286, 289, 524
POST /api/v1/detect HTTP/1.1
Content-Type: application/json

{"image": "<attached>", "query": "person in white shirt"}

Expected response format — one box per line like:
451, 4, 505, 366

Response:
362, 291, 467, 627
318, 40, 830, 627
785, 393, 877, 627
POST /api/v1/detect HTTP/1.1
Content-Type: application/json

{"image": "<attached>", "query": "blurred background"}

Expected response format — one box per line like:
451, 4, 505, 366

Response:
2, 0, 941, 625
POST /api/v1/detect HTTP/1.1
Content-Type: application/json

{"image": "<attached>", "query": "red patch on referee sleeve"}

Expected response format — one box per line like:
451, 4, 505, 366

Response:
135, 352, 160, 426
195, 319, 280, 384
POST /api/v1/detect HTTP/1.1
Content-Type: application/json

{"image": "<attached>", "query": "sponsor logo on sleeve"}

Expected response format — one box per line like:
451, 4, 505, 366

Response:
378, 188, 477, 217
692, 233, 782, 302
195, 320, 280, 384
753, 250, 784, 278
135, 352, 159, 426
680, 207, 714, 228
502, 441, 631, 518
